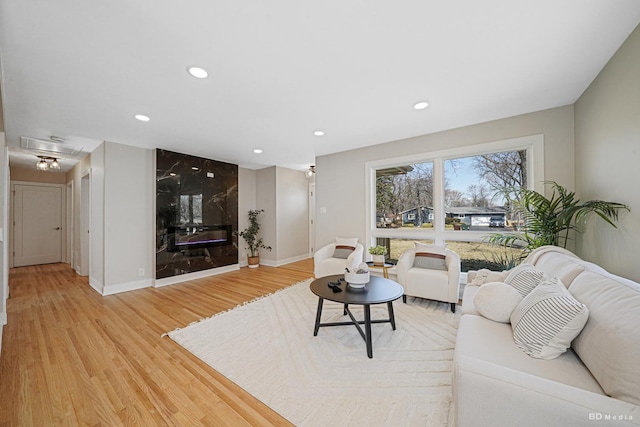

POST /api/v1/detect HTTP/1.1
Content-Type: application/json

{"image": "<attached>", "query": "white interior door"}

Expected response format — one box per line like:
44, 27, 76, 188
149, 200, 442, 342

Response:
13, 184, 63, 267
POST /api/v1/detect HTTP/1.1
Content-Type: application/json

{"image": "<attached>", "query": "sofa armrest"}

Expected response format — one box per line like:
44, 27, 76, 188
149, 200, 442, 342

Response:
396, 248, 416, 286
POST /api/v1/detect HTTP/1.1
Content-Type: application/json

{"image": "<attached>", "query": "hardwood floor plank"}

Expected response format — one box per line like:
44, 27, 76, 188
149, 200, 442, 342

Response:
1, 261, 312, 426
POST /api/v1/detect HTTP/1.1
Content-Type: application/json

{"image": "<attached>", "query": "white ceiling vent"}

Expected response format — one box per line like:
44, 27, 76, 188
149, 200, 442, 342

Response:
20, 136, 84, 158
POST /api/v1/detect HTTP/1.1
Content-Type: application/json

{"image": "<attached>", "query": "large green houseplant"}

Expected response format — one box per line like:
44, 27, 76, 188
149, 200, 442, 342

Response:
236, 209, 271, 268
488, 181, 629, 256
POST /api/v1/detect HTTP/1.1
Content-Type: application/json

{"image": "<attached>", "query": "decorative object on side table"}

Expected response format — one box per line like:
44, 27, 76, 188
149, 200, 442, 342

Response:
234, 209, 271, 268
344, 262, 370, 288
368, 245, 388, 266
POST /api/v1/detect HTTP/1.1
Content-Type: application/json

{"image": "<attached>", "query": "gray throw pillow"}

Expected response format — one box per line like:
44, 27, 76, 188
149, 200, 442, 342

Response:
333, 245, 355, 259
413, 252, 447, 270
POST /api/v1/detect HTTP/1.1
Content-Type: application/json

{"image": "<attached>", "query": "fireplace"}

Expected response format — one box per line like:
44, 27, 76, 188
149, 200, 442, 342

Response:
168, 225, 232, 252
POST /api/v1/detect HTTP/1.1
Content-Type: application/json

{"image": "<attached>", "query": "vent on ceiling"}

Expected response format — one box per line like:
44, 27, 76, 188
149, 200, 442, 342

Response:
20, 137, 84, 158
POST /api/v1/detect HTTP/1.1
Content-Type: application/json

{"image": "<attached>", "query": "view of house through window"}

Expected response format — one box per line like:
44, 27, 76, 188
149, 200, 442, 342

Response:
373, 148, 529, 271
444, 150, 526, 231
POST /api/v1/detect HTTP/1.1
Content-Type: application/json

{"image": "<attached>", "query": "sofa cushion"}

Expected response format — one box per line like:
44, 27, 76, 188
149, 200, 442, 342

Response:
511, 277, 589, 359
569, 270, 640, 406
532, 251, 586, 288
504, 264, 547, 298
455, 314, 605, 393
473, 282, 522, 323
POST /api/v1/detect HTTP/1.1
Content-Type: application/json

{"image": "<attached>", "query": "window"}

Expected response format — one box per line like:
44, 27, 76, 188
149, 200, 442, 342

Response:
366, 135, 543, 270
444, 150, 526, 232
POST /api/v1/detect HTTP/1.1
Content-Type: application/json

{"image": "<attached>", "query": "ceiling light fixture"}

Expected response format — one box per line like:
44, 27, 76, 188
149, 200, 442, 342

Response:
187, 66, 208, 79
305, 165, 316, 178
313, 130, 325, 136
134, 114, 150, 122
36, 157, 49, 171
35, 156, 61, 171
253, 148, 263, 154
413, 101, 429, 110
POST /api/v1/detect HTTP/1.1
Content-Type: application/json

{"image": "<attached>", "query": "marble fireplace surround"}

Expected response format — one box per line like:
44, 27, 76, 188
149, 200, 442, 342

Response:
156, 149, 239, 281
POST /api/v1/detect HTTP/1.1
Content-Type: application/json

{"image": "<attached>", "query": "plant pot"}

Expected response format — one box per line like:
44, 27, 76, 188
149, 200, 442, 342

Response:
248, 256, 260, 268
372, 254, 385, 266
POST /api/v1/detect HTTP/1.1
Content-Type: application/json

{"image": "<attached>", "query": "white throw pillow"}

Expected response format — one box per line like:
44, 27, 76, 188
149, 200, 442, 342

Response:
511, 277, 589, 359
414, 242, 446, 256
473, 282, 523, 323
335, 237, 358, 248
469, 269, 510, 286
504, 263, 547, 298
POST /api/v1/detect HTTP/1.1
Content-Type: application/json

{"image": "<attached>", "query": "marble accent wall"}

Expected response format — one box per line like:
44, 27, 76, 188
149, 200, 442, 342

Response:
156, 149, 238, 279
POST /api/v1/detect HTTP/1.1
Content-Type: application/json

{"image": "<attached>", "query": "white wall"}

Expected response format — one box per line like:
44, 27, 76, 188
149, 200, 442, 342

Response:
252, 165, 309, 266
237, 167, 257, 265
256, 167, 277, 263
0, 132, 7, 329
276, 167, 309, 263
575, 23, 640, 281
102, 142, 153, 293
89, 141, 154, 294
315, 105, 575, 249
90, 143, 105, 292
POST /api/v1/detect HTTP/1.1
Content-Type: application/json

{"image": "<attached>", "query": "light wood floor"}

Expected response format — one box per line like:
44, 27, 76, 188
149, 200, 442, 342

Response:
0, 259, 314, 426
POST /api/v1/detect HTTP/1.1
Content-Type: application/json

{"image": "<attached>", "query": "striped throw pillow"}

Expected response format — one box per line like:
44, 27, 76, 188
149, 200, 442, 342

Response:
505, 264, 547, 298
511, 277, 589, 359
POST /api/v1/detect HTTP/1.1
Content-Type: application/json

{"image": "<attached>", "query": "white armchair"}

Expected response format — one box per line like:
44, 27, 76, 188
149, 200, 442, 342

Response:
313, 241, 364, 278
396, 247, 461, 312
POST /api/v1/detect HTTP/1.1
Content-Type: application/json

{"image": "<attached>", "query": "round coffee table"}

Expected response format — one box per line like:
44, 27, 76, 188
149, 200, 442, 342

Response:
310, 275, 404, 358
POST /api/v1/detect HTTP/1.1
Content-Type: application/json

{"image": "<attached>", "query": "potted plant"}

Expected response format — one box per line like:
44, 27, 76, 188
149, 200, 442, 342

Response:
487, 181, 629, 257
369, 245, 388, 266
235, 209, 271, 268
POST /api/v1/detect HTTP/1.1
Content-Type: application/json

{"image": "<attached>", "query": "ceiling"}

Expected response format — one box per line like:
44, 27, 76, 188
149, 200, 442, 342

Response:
1, 1, 640, 174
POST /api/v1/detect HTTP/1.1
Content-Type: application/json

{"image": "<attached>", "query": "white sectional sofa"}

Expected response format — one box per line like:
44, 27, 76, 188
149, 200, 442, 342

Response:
453, 245, 640, 426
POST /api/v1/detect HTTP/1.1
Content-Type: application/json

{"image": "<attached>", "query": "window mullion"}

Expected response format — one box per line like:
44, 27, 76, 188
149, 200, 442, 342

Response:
433, 158, 444, 245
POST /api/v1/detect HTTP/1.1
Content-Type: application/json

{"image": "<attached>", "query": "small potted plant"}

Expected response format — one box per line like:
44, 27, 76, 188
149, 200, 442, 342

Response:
235, 209, 271, 268
368, 245, 388, 266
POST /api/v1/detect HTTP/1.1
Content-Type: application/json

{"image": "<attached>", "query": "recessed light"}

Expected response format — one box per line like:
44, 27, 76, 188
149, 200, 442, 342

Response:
134, 114, 150, 122
313, 130, 325, 136
187, 66, 208, 79
253, 148, 263, 154
169, 173, 177, 176
413, 101, 429, 110
191, 166, 199, 171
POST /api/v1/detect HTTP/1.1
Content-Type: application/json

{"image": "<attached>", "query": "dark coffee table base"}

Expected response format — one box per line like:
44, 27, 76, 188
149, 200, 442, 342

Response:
313, 298, 397, 359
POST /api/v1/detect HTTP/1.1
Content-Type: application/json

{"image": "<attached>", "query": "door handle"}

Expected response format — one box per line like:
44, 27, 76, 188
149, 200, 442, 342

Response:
53, 227, 61, 230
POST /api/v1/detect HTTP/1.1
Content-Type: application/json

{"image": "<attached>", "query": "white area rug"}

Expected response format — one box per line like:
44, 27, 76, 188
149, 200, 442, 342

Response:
167, 279, 461, 426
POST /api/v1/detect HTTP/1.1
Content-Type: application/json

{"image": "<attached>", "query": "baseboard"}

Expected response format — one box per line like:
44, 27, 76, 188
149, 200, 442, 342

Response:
154, 264, 240, 288
89, 277, 104, 294
102, 278, 153, 296
256, 254, 310, 268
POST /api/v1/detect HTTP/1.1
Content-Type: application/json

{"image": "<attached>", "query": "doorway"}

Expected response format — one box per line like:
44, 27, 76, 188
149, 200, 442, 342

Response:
12, 182, 64, 267
79, 173, 90, 276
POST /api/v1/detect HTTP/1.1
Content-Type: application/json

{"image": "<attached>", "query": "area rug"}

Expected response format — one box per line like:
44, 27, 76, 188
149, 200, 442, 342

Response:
166, 279, 461, 426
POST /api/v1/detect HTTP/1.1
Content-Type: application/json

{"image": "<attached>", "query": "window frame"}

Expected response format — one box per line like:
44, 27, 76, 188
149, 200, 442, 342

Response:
365, 134, 544, 248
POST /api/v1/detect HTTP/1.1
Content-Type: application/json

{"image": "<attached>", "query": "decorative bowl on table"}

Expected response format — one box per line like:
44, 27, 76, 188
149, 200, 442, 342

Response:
344, 271, 370, 288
